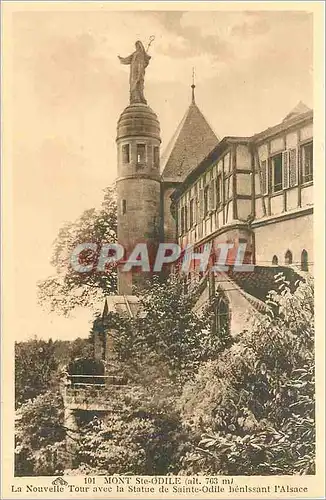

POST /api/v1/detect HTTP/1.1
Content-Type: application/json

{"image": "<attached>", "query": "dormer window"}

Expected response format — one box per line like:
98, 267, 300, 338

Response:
137, 144, 146, 164
122, 144, 130, 164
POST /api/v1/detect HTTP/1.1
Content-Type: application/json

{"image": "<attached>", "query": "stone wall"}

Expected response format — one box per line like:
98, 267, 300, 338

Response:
253, 212, 313, 273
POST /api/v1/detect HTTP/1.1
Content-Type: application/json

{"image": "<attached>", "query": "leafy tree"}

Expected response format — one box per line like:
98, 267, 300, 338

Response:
104, 274, 231, 383
15, 336, 94, 409
15, 391, 66, 476
15, 338, 59, 408
37, 185, 117, 315
68, 337, 94, 361
179, 276, 315, 475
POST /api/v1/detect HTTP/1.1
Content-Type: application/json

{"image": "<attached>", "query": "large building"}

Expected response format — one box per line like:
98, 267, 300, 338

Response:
61, 46, 313, 464
160, 90, 312, 334
112, 82, 313, 339
166, 96, 313, 270
61, 59, 313, 456
97, 35, 314, 347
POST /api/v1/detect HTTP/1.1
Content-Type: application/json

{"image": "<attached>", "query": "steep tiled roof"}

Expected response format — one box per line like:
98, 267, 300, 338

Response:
161, 101, 219, 183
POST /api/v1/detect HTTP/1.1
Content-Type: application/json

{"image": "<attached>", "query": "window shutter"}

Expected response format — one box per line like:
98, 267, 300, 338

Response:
199, 189, 204, 219
209, 181, 214, 210
261, 159, 267, 194
223, 178, 228, 201
289, 148, 297, 187
268, 160, 273, 193
282, 150, 289, 189
216, 175, 221, 206
184, 205, 188, 232
195, 198, 199, 224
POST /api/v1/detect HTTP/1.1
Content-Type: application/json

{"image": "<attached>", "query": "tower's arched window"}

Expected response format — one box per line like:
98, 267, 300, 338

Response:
301, 249, 308, 271
272, 255, 278, 266
285, 250, 293, 265
214, 295, 229, 335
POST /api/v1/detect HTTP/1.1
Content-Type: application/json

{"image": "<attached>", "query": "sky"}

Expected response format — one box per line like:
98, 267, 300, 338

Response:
9, 7, 313, 341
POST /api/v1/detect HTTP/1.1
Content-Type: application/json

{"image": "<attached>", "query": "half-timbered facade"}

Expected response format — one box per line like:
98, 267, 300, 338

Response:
159, 99, 313, 336
169, 101, 313, 275
252, 103, 313, 273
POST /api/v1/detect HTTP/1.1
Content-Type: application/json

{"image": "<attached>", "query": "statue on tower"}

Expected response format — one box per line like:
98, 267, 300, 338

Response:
118, 40, 151, 105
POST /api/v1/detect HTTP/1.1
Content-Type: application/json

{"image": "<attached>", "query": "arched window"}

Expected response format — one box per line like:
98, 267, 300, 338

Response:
214, 295, 229, 335
301, 249, 308, 271
285, 250, 293, 265
272, 255, 278, 265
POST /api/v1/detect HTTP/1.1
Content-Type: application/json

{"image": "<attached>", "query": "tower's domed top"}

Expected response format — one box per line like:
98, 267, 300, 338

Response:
117, 103, 161, 142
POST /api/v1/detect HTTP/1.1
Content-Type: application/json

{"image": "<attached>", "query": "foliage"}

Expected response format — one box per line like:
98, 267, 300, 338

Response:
67, 337, 94, 361
15, 336, 94, 408
104, 274, 232, 383
17, 272, 314, 477
37, 185, 117, 315
15, 338, 59, 408
15, 391, 66, 476
179, 276, 315, 475
14, 335, 95, 476
66, 385, 187, 476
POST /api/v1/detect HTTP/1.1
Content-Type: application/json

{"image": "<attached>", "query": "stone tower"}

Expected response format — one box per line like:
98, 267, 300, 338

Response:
116, 42, 161, 294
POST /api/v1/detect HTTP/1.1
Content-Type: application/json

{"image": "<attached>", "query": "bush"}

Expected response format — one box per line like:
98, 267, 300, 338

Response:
15, 391, 66, 476
105, 274, 229, 383
68, 384, 187, 475
15, 338, 59, 408
179, 276, 315, 475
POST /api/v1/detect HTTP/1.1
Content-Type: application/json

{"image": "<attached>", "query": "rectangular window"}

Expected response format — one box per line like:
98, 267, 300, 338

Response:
216, 175, 222, 206
137, 144, 146, 164
153, 146, 159, 168
189, 199, 195, 227
121, 199, 127, 215
180, 206, 185, 234
301, 142, 313, 183
204, 185, 209, 217
184, 205, 188, 232
122, 144, 130, 163
272, 153, 283, 192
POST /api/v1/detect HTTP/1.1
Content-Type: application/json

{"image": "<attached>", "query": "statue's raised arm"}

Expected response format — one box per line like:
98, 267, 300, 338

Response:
118, 54, 133, 65
118, 40, 151, 105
